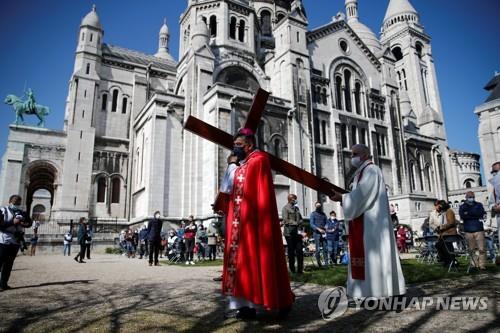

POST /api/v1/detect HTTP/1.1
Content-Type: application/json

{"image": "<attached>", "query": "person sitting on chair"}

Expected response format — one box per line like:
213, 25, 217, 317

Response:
434, 200, 458, 267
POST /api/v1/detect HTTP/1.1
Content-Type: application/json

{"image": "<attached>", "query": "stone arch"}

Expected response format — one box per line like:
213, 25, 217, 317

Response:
269, 133, 287, 159
24, 160, 59, 217
214, 62, 264, 92
463, 178, 475, 189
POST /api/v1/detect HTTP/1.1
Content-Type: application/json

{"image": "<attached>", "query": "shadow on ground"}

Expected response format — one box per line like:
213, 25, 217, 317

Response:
0, 271, 498, 332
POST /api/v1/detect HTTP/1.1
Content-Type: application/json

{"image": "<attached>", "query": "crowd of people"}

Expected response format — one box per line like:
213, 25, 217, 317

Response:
417, 191, 498, 270
116, 215, 222, 266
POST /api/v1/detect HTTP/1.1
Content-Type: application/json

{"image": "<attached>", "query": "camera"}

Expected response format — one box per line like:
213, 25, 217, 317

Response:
10, 208, 30, 250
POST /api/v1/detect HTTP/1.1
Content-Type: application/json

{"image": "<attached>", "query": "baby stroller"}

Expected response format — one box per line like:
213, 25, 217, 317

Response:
166, 237, 182, 263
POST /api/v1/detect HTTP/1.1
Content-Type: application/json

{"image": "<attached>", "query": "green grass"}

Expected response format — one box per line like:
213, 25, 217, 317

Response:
290, 258, 500, 286
104, 247, 122, 254
159, 259, 224, 267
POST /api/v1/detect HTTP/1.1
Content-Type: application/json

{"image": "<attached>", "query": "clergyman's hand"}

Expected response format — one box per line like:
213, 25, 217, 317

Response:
329, 191, 343, 202
227, 155, 238, 165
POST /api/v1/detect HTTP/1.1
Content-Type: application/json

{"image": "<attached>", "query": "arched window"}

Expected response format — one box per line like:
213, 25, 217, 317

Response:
277, 13, 285, 23
416, 42, 423, 59
360, 128, 366, 144
122, 97, 127, 114
314, 118, 320, 143
344, 70, 352, 112
261, 10, 272, 36
464, 179, 474, 189
321, 88, 327, 105
101, 93, 107, 111
335, 76, 343, 110
315, 86, 321, 104
229, 17, 237, 39
402, 69, 408, 90
426, 165, 432, 191
209, 15, 217, 37
238, 20, 246, 42
111, 89, 118, 112
86, 63, 90, 75
392, 47, 403, 61
321, 121, 327, 144
97, 177, 106, 203
273, 138, 281, 158
111, 178, 120, 204
409, 162, 416, 191
351, 125, 357, 145
416, 153, 424, 191
341, 124, 347, 148
354, 82, 361, 115
421, 69, 429, 103
81, 32, 85, 41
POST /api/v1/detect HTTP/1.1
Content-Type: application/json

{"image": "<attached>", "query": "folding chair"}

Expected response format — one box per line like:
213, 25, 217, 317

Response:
420, 235, 438, 264
442, 234, 477, 273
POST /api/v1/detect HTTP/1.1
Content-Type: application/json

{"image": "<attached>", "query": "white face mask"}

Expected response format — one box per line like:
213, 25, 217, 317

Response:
155, 214, 160, 219
490, 171, 499, 183
466, 198, 475, 204
351, 156, 362, 168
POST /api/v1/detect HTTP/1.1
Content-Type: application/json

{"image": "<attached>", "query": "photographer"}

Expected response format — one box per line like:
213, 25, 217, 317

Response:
0, 195, 32, 291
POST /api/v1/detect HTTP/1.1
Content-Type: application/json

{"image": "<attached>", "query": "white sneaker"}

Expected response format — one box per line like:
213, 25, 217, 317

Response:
190, 261, 195, 265
185, 261, 189, 265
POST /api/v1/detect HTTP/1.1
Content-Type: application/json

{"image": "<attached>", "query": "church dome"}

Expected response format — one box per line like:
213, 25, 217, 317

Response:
344, 0, 381, 53
382, 0, 419, 31
160, 21, 169, 35
383, 0, 418, 22
348, 20, 381, 53
81, 5, 102, 31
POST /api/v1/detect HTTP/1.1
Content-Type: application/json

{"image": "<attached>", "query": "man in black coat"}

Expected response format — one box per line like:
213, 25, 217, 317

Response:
147, 211, 163, 266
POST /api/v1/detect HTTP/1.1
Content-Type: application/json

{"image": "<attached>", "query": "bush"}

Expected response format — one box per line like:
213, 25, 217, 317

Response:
105, 247, 122, 254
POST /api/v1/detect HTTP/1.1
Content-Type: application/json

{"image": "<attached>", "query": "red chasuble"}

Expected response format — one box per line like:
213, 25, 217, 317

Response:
222, 150, 294, 310
348, 162, 372, 280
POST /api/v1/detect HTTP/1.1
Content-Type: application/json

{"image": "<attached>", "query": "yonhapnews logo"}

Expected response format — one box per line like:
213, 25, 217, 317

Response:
318, 287, 348, 320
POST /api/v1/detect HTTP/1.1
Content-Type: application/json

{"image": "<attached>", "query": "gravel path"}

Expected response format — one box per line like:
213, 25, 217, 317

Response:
0, 254, 499, 333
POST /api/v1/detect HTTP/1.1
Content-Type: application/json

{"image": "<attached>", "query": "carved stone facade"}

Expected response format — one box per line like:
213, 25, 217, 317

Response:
0, 0, 480, 228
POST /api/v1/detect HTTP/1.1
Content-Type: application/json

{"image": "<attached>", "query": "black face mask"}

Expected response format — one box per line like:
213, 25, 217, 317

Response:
315, 206, 322, 212
233, 146, 246, 161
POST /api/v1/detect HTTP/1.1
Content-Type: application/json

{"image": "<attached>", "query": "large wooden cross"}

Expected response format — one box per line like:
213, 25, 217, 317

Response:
184, 88, 347, 211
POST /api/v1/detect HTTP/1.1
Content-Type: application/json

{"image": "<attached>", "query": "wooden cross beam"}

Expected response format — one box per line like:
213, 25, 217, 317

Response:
183, 88, 348, 210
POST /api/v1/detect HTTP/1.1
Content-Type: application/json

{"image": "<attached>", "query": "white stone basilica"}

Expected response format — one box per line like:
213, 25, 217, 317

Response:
0, 0, 483, 229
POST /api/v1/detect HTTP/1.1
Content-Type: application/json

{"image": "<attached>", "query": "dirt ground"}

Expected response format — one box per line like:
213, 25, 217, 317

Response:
0, 254, 498, 333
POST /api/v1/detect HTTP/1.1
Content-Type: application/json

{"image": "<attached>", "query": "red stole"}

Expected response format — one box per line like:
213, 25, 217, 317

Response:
348, 162, 372, 280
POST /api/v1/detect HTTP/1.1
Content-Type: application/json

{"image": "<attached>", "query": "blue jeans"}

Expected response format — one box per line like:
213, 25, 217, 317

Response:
485, 237, 495, 261
313, 233, 328, 266
327, 239, 338, 264
63, 243, 71, 256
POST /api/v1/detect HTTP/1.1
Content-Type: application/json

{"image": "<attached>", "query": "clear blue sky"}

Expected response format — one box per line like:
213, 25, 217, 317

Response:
0, 0, 498, 170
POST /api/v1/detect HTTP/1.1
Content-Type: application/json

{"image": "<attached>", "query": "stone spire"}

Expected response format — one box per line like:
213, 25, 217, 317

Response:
81, 4, 103, 31
345, 0, 358, 22
155, 18, 174, 61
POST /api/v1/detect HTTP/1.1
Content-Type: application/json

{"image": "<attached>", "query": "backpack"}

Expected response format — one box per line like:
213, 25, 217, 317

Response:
341, 253, 349, 265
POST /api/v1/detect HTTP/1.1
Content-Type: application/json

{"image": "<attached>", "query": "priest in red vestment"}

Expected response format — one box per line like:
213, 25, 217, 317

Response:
218, 128, 294, 319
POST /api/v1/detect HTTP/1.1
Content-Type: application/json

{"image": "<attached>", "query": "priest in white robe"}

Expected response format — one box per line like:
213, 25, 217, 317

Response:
330, 144, 406, 298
